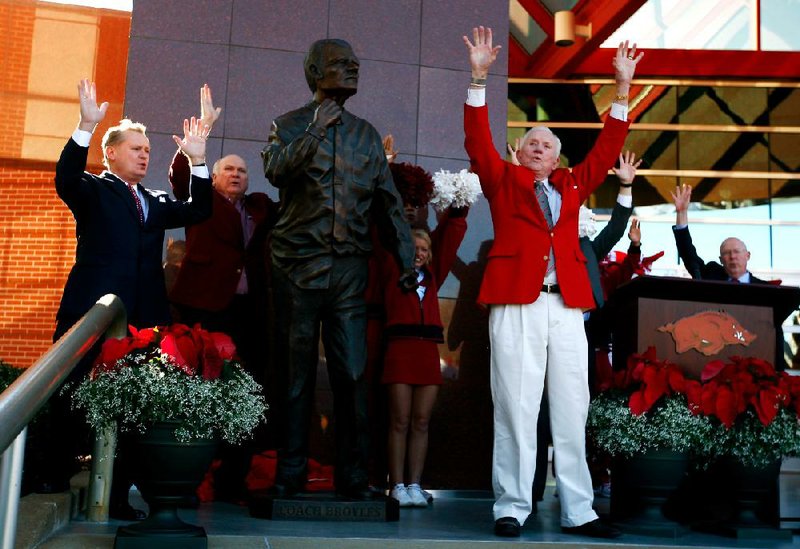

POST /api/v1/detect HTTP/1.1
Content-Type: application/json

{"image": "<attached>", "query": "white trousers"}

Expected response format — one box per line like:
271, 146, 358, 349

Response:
489, 292, 598, 527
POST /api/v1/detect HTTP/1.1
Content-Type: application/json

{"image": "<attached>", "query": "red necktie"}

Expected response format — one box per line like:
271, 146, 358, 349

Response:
127, 184, 144, 225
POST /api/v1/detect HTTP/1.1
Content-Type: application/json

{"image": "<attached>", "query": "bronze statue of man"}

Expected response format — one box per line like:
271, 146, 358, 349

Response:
262, 38, 414, 499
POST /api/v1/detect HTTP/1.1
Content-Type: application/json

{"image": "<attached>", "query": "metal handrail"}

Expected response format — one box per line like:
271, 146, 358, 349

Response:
0, 294, 127, 548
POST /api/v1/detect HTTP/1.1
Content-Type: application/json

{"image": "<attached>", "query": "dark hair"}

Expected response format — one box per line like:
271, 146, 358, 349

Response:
304, 38, 353, 92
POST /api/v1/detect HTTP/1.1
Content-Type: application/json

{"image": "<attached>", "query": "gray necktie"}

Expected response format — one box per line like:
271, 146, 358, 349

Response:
535, 181, 556, 276
535, 181, 553, 229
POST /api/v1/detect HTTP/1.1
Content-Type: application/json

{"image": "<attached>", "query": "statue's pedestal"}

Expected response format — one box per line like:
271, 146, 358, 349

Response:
249, 491, 399, 522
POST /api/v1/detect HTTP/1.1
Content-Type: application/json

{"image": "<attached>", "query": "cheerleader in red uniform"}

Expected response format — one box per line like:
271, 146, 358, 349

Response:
378, 205, 467, 507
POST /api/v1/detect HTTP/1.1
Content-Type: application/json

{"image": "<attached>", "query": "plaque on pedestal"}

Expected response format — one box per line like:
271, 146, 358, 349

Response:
249, 491, 399, 522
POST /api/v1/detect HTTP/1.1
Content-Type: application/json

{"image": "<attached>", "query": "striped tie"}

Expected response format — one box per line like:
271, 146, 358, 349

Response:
535, 181, 555, 275
127, 184, 144, 225
535, 181, 553, 229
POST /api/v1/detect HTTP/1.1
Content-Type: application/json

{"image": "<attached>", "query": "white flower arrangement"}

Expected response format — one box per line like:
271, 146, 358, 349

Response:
588, 392, 720, 459
430, 169, 483, 211
71, 324, 267, 444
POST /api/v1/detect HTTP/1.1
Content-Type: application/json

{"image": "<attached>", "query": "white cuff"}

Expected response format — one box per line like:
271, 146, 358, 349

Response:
610, 102, 628, 122
673, 223, 688, 230
466, 87, 486, 107
617, 194, 632, 208
71, 129, 92, 148
191, 165, 210, 179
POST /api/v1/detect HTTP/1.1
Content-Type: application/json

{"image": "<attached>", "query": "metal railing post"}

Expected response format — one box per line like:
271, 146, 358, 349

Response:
0, 294, 126, 545
86, 305, 127, 523
87, 425, 117, 521
0, 429, 26, 549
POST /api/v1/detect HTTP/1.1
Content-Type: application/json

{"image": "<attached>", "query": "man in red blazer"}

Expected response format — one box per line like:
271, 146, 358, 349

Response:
169, 149, 278, 502
463, 27, 642, 539
168, 87, 279, 501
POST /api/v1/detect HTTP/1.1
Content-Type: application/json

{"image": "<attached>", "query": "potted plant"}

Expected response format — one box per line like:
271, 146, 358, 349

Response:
687, 355, 800, 469
588, 347, 720, 460
682, 356, 800, 528
588, 347, 719, 521
71, 323, 267, 537
589, 348, 800, 527
72, 323, 266, 444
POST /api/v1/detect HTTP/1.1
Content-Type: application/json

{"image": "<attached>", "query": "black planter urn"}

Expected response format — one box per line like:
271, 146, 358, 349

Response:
611, 449, 689, 524
115, 421, 217, 548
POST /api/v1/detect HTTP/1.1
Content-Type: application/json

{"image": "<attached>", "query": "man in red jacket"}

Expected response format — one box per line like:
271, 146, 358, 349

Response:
462, 26, 642, 539
169, 87, 279, 502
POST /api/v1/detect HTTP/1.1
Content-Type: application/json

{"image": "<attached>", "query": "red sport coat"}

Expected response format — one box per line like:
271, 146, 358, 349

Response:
464, 104, 630, 309
168, 152, 278, 312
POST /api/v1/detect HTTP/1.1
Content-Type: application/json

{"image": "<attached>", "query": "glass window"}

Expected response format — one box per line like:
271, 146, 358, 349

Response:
761, 0, 800, 51
603, 0, 756, 50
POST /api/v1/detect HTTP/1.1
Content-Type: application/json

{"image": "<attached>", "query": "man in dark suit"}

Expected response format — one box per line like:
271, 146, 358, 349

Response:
43, 79, 212, 516
169, 108, 279, 501
671, 183, 766, 284
463, 26, 641, 539
55, 80, 213, 335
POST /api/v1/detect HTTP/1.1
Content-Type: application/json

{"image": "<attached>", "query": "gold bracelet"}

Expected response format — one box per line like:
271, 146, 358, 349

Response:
470, 77, 487, 86
614, 94, 628, 101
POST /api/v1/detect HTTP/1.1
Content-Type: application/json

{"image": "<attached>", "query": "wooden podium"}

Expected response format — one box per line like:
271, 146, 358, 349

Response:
607, 276, 800, 378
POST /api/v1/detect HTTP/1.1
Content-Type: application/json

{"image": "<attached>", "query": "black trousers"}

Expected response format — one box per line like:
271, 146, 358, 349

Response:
175, 294, 272, 497
271, 256, 369, 493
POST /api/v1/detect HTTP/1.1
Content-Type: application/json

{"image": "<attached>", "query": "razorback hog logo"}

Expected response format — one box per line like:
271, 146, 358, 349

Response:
658, 310, 756, 356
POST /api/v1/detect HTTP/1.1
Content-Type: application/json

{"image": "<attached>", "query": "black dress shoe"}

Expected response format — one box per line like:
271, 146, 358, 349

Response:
562, 518, 621, 538
494, 516, 521, 537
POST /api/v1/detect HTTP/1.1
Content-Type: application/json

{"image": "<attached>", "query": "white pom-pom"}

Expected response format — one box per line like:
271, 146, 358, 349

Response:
578, 205, 597, 238
431, 169, 483, 211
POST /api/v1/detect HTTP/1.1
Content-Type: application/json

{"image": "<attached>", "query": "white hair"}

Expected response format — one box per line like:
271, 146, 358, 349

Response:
521, 126, 562, 159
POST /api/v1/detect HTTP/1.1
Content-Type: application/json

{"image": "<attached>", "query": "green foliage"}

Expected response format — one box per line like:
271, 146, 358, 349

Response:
0, 359, 24, 392
717, 408, 800, 468
71, 353, 266, 444
588, 391, 720, 459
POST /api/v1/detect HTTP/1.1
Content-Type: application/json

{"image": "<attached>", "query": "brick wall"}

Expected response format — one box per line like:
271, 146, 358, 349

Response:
0, 162, 73, 366
0, 2, 34, 160
0, 1, 129, 368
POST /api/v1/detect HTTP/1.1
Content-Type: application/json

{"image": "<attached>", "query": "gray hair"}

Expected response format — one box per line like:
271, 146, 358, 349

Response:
521, 126, 562, 159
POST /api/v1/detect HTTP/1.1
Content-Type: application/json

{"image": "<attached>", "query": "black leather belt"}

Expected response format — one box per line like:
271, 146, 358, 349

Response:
541, 284, 560, 294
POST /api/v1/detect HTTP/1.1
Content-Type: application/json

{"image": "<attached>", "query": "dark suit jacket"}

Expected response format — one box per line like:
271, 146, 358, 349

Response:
55, 138, 212, 329
168, 152, 279, 312
464, 104, 630, 308
672, 226, 767, 284
580, 200, 633, 308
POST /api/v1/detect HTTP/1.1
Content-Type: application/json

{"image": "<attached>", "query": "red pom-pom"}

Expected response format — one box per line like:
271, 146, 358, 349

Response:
390, 162, 434, 207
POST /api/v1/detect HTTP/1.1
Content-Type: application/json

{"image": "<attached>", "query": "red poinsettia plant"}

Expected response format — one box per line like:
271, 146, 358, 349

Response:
590, 347, 800, 467
611, 346, 701, 415
91, 324, 237, 381
688, 356, 800, 428
72, 324, 267, 444
589, 347, 715, 458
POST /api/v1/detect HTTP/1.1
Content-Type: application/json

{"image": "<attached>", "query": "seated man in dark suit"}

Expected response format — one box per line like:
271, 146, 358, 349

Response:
671, 183, 766, 284
42, 79, 212, 518
168, 85, 279, 503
